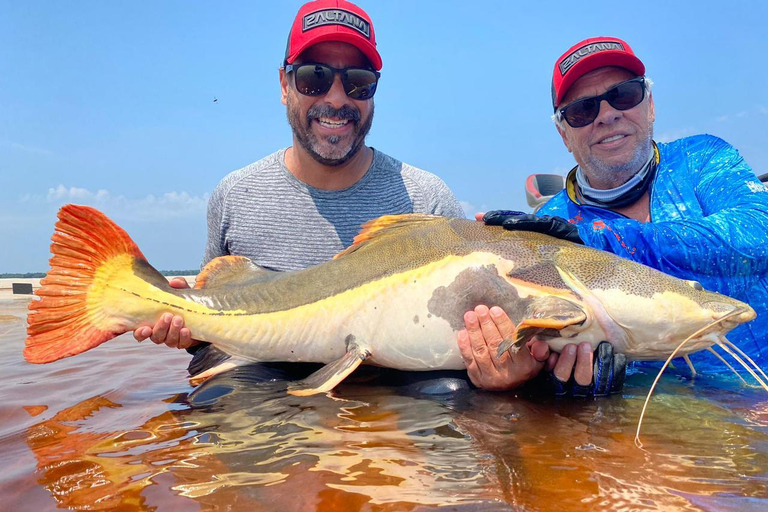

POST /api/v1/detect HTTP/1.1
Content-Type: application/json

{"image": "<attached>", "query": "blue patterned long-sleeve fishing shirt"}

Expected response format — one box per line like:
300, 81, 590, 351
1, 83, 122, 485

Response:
538, 134, 768, 370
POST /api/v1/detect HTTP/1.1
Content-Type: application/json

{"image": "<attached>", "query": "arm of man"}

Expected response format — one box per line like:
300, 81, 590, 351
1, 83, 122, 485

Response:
399, 162, 466, 218
481, 211, 583, 244
427, 177, 465, 218
485, 140, 768, 288
577, 139, 768, 281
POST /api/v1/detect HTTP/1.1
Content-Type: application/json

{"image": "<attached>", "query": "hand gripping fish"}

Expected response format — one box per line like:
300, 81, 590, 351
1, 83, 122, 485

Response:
25, 206, 767, 418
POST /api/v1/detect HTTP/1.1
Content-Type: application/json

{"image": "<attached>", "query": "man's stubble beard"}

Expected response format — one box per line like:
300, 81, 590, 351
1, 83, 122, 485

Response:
286, 93, 374, 167
583, 126, 654, 188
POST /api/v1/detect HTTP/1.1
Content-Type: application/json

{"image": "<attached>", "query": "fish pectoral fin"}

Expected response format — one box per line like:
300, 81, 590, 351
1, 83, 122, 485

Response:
497, 324, 551, 357
496, 297, 587, 357
288, 342, 372, 397
188, 358, 251, 386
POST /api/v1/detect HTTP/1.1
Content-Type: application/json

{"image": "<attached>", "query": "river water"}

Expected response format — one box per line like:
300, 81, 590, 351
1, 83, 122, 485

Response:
2, 296, 767, 511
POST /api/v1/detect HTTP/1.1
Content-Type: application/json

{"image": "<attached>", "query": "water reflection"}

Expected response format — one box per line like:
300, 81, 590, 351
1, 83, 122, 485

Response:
19, 361, 768, 512
163, 369, 511, 510
1, 296, 766, 512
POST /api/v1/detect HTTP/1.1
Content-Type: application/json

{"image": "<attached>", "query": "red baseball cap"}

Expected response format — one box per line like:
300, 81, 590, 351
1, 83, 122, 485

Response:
551, 37, 645, 110
284, 0, 382, 71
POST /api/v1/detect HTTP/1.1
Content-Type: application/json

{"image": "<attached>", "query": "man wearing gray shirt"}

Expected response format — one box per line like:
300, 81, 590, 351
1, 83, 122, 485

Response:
133, 0, 605, 395
133, 1, 465, 357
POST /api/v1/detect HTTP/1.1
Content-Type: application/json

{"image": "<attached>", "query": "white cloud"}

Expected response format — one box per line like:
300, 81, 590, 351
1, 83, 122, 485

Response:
715, 105, 767, 124
20, 185, 209, 221
47, 185, 97, 201
661, 105, 767, 141
656, 127, 696, 143
3, 140, 53, 156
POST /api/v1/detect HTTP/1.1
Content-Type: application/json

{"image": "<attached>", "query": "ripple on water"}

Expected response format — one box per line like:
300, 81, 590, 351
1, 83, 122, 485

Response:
1, 315, 768, 511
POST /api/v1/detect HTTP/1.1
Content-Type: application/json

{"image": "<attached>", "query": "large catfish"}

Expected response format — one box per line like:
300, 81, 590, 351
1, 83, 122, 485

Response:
25, 205, 764, 397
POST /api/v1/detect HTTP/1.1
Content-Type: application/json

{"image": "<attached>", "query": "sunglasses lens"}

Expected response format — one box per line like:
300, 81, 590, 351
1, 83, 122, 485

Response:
607, 80, 645, 110
342, 69, 378, 99
562, 98, 600, 128
294, 64, 334, 96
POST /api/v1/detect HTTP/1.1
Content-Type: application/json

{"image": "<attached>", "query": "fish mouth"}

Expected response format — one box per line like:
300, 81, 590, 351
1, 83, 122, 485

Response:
666, 304, 756, 358
735, 306, 757, 324
703, 303, 756, 333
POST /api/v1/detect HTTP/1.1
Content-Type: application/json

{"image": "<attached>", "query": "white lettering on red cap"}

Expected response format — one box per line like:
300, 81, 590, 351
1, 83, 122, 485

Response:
303, 9, 370, 38
558, 41, 625, 76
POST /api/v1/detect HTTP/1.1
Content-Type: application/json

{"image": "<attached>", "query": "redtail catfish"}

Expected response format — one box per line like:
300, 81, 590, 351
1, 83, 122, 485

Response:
25, 205, 766, 404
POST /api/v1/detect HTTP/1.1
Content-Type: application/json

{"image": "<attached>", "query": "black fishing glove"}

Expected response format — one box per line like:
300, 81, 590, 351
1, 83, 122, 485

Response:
483, 210, 584, 245
547, 342, 627, 397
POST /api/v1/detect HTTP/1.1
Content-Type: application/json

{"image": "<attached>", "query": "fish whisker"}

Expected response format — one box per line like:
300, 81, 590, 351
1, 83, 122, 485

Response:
715, 339, 768, 393
720, 337, 768, 385
706, 346, 749, 386
634, 307, 749, 448
683, 354, 697, 377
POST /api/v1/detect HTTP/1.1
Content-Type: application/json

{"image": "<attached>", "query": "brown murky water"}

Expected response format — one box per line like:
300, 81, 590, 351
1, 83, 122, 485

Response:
2, 296, 767, 511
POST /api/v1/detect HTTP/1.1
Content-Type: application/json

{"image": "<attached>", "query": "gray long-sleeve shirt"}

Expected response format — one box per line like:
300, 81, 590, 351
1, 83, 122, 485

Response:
203, 148, 465, 271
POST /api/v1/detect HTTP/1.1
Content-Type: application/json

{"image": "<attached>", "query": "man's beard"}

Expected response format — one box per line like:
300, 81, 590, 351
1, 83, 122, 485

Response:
584, 127, 654, 188
286, 95, 374, 167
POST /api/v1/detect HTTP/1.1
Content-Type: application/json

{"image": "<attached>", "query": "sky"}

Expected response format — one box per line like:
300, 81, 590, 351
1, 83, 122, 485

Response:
2, 0, 768, 272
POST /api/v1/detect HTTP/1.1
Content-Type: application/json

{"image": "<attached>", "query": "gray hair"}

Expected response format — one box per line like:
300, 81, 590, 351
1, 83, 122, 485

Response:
551, 76, 654, 127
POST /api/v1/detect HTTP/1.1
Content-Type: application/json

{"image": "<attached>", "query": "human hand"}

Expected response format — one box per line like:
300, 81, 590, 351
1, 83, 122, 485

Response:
482, 210, 583, 244
545, 341, 627, 397
457, 305, 548, 391
133, 277, 200, 350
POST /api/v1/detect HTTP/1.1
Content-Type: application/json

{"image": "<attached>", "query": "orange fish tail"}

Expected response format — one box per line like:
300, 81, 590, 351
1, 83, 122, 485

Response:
25, 204, 151, 363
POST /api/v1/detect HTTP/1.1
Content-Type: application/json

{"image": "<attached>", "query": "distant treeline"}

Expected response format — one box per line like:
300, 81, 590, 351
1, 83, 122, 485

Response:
1, 270, 198, 278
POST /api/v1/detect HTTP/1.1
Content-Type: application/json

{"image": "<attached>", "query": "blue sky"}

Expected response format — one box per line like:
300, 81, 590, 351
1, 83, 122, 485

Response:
2, 0, 767, 272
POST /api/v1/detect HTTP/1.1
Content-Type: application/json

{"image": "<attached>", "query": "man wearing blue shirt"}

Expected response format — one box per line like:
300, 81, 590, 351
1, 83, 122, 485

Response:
465, 36, 768, 392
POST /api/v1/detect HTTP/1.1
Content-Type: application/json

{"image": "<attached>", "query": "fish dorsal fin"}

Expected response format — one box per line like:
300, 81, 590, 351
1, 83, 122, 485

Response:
334, 214, 441, 259
194, 255, 275, 289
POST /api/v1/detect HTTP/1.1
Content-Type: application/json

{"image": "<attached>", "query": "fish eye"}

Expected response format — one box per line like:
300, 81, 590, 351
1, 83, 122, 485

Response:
687, 280, 703, 291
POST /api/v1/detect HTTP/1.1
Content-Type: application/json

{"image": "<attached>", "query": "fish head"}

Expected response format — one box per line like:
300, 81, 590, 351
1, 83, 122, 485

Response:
697, 295, 756, 339
597, 273, 756, 360
549, 241, 757, 360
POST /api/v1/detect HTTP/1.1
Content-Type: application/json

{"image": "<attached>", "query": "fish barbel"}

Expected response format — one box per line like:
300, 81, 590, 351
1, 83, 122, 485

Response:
25, 205, 765, 399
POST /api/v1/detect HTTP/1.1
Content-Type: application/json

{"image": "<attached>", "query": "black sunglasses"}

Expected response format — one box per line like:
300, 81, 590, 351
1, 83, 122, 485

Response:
557, 77, 647, 128
285, 63, 380, 100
